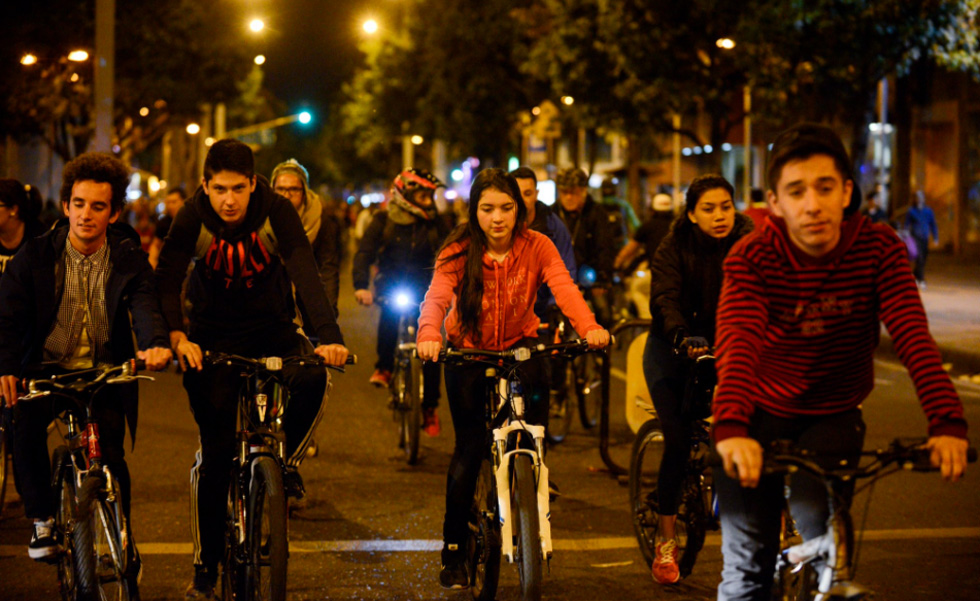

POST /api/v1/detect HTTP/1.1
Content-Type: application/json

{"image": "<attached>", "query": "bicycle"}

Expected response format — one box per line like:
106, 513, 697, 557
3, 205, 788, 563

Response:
205, 351, 355, 601
431, 338, 606, 601
19, 359, 153, 601
766, 438, 977, 601
628, 353, 718, 578
378, 290, 425, 464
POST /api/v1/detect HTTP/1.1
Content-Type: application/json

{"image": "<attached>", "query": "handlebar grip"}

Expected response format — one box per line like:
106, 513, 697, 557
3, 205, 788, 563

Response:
346, 354, 357, 365
132, 358, 147, 372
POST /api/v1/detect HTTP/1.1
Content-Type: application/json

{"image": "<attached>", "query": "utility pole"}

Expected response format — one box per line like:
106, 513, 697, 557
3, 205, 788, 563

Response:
92, 0, 114, 152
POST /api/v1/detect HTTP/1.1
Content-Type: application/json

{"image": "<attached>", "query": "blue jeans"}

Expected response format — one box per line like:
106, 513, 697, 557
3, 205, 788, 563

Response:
716, 409, 865, 601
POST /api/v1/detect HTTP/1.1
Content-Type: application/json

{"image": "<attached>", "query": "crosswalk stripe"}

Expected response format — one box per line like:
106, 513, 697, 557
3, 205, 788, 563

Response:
2, 528, 977, 557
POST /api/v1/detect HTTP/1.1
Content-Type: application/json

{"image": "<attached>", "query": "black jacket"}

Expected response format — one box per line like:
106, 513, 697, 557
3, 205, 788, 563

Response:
649, 212, 755, 345
155, 179, 343, 346
556, 196, 618, 284
0, 221, 170, 440
352, 210, 449, 295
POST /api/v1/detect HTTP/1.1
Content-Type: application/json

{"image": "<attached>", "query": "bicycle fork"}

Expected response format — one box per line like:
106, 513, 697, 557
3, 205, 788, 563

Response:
491, 379, 553, 564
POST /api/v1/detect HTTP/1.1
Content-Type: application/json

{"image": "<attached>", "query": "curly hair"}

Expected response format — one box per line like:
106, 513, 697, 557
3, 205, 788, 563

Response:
59, 153, 130, 214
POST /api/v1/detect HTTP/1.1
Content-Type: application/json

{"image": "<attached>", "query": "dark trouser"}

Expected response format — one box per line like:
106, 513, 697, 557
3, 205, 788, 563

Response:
641, 332, 689, 515
376, 299, 441, 408
442, 340, 548, 546
185, 327, 328, 571
716, 409, 865, 601
912, 234, 929, 282
13, 383, 130, 521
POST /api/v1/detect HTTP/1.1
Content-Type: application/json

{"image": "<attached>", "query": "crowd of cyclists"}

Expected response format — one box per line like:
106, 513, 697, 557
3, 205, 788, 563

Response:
0, 122, 969, 601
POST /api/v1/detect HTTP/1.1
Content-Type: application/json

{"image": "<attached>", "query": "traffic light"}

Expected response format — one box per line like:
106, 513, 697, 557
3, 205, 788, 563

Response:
298, 111, 312, 125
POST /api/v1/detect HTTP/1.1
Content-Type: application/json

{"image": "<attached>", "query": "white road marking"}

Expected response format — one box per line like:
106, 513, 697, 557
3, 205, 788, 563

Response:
4, 528, 977, 557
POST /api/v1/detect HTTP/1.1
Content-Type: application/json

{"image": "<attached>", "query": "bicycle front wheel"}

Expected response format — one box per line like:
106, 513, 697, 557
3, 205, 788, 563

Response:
573, 353, 602, 429
629, 418, 665, 567
74, 470, 132, 601
405, 358, 423, 464
468, 458, 500, 601
512, 455, 542, 601
245, 456, 287, 601
52, 446, 77, 601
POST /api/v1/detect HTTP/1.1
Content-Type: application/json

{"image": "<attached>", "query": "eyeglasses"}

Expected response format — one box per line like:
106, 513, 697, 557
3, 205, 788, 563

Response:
274, 186, 304, 197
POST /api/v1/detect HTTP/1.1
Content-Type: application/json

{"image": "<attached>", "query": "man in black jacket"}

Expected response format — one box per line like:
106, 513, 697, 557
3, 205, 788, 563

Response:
155, 140, 349, 600
352, 168, 448, 436
554, 167, 619, 327
0, 153, 172, 572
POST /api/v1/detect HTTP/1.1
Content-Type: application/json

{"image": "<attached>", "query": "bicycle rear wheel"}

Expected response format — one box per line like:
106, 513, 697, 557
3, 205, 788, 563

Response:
512, 455, 542, 601
52, 446, 77, 601
573, 353, 602, 429
468, 458, 500, 601
245, 456, 287, 601
74, 470, 132, 601
629, 419, 664, 567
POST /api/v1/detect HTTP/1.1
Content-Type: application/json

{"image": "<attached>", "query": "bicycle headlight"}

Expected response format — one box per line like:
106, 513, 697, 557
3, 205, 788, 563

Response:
394, 290, 414, 309
578, 265, 597, 288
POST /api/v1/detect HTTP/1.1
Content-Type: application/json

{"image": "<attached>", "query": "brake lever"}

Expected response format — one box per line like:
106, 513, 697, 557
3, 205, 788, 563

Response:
18, 391, 52, 401
106, 375, 156, 384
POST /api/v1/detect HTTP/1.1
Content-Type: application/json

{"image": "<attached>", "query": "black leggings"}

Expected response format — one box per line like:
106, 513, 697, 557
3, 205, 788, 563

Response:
442, 342, 548, 545
642, 333, 689, 515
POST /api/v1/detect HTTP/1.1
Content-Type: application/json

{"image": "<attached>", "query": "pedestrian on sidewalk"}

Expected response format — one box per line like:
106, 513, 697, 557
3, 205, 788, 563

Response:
905, 190, 938, 288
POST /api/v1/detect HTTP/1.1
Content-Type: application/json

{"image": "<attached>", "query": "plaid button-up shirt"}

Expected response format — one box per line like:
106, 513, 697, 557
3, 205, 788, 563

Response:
43, 239, 112, 368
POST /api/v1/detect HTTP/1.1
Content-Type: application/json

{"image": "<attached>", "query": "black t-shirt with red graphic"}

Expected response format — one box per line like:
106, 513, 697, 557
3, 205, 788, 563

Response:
154, 179, 344, 346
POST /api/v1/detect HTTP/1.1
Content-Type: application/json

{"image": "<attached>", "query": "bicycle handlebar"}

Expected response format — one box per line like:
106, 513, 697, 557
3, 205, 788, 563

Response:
417, 337, 613, 365
203, 351, 357, 372
19, 359, 151, 402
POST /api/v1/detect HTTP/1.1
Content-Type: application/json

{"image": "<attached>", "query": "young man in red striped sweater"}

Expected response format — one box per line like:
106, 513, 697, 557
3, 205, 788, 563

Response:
711, 123, 968, 601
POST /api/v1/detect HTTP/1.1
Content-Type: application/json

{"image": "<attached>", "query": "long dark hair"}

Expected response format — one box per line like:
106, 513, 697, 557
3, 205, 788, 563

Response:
436, 168, 528, 344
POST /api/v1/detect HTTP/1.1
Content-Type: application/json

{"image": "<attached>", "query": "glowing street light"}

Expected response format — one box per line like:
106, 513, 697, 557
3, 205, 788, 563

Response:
411, 135, 424, 146
139, 107, 150, 117
561, 96, 574, 106
362, 19, 379, 34
186, 123, 201, 135
20, 53, 38, 66
254, 54, 266, 66
249, 18, 265, 33
716, 38, 736, 50
68, 49, 89, 62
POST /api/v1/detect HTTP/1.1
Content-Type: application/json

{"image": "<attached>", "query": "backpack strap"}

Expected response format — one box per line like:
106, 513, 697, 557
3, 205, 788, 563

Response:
192, 217, 278, 259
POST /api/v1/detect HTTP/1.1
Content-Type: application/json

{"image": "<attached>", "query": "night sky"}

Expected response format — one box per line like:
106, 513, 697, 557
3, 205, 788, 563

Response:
250, 0, 370, 112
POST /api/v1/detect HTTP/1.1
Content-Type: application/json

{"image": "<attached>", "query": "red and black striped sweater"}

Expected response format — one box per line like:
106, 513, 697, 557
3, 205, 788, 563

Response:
712, 214, 967, 443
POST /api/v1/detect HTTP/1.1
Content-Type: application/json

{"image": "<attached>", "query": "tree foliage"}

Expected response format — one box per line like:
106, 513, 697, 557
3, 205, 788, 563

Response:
0, 0, 254, 162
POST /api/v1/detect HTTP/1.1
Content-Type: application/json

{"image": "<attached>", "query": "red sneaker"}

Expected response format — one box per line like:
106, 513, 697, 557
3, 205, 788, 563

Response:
422, 408, 441, 437
369, 369, 392, 388
652, 539, 680, 584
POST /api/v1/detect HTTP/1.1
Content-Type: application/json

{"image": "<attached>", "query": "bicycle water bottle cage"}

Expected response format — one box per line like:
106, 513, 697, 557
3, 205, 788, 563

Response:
264, 357, 283, 371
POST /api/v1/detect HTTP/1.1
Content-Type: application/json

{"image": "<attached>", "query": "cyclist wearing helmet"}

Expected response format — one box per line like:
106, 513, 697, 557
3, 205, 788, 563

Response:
554, 167, 619, 327
353, 168, 450, 435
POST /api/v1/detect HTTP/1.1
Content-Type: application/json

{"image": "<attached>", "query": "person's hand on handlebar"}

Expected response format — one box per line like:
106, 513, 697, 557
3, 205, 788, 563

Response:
315, 344, 349, 366
417, 339, 443, 362
0, 375, 19, 408
715, 436, 763, 488
354, 289, 373, 306
924, 435, 969, 482
585, 328, 610, 349
680, 336, 711, 359
138, 347, 173, 371
171, 331, 203, 372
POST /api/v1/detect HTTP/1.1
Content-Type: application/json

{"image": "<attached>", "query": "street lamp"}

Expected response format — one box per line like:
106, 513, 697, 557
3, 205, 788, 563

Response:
20, 53, 38, 66
362, 19, 379, 35
68, 49, 90, 62
254, 54, 266, 65
716, 38, 736, 50
561, 96, 574, 106
186, 123, 201, 135
411, 135, 424, 145
249, 18, 265, 33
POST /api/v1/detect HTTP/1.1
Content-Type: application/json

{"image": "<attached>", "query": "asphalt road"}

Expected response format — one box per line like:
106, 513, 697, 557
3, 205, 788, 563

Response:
2, 274, 978, 601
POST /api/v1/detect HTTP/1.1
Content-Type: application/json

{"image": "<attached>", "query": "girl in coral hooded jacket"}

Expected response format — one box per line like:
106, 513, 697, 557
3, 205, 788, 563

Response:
416, 168, 609, 588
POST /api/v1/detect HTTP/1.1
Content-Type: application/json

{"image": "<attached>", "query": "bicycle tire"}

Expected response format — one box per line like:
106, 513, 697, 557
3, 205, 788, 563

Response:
468, 459, 500, 601
245, 456, 287, 601
52, 446, 77, 601
74, 470, 132, 601
222, 472, 246, 601
677, 476, 706, 578
573, 353, 602, 429
405, 357, 423, 464
629, 418, 664, 567
545, 368, 573, 444
513, 455, 542, 601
